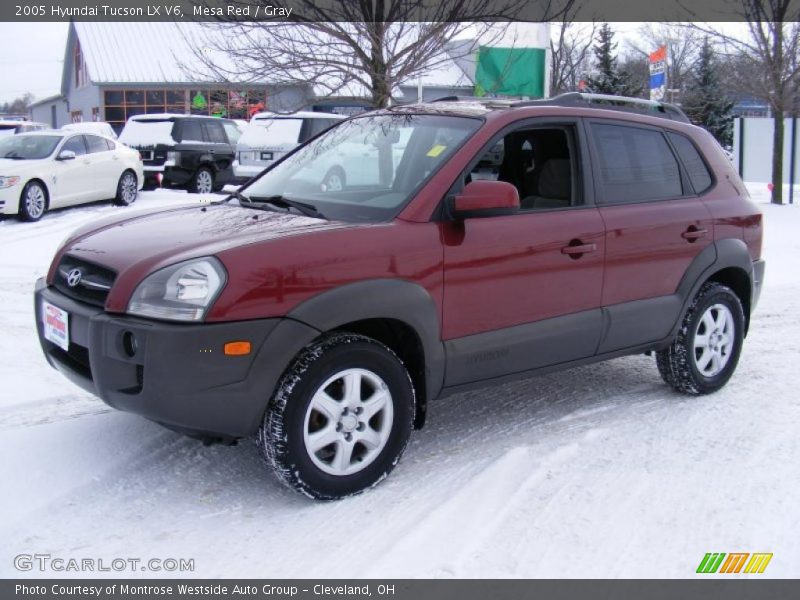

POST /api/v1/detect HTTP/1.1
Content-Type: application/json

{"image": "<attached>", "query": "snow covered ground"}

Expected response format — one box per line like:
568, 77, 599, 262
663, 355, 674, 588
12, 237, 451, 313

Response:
0, 185, 798, 579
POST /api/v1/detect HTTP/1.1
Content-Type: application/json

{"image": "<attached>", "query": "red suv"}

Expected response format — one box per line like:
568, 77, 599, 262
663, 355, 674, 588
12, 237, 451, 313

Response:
35, 94, 764, 499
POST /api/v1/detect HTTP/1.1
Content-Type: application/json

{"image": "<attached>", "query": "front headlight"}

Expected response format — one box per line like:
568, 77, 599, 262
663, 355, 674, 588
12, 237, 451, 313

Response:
0, 176, 20, 189
127, 257, 227, 322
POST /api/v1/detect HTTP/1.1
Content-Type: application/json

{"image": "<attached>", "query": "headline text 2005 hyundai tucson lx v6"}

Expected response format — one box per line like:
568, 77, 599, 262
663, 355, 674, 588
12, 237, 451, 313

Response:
35, 94, 764, 499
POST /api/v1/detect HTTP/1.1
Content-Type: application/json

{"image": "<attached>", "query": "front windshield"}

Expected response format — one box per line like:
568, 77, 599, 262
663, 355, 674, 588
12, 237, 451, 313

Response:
0, 134, 62, 159
241, 113, 481, 222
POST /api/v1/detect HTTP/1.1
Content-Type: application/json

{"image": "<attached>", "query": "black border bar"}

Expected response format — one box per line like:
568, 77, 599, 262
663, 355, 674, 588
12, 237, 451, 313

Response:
3, 0, 800, 22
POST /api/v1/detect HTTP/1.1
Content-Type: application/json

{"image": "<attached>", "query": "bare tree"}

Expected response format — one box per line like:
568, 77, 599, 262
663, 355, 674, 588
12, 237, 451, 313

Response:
550, 20, 596, 94
689, 0, 800, 204
183, 0, 576, 109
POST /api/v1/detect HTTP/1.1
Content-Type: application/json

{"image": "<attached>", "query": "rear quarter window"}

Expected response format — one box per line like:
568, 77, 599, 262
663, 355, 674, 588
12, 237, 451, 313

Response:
668, 132, 713, 194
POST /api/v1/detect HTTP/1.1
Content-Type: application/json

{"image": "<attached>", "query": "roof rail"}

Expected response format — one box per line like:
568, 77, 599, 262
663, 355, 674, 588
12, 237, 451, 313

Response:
512, 92, 690, 123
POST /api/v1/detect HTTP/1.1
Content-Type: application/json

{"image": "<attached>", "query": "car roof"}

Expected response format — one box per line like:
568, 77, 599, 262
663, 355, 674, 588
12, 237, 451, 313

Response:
5, 129, 65, 136
385, 93, 695, 128
0, 120, 48, 127
251, 111, 346, 121
130, 113, 234, 122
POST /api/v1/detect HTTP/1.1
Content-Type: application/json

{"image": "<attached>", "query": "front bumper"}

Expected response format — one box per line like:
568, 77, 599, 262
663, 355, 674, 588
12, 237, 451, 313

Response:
0, 183, 21, 215
34, 279, 319, 438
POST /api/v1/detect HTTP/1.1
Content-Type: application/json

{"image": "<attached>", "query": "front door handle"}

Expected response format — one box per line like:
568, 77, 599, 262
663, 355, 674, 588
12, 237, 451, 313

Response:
681, 227, 708, 242
561, 241, 597, 258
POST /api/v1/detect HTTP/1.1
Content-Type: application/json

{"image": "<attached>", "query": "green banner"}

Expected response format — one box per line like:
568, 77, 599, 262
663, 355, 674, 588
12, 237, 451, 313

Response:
475, 47, 546, 98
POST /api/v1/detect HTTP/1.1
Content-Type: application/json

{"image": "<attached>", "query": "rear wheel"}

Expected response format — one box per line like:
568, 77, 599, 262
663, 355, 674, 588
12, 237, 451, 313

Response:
257, 333, 415, 500
114, 171, 138, 206
656, 282, 745, 394
188, 167, 214, 194
19, 181, 47, 222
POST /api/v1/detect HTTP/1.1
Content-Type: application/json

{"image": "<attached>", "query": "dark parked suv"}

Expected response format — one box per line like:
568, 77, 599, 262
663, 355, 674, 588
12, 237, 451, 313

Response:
118, 114, 240, 193
35, 94, 764, 499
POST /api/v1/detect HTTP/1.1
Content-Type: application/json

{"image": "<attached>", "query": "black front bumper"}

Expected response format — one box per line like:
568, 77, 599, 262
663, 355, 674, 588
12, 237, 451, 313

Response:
34, 279, 319, 438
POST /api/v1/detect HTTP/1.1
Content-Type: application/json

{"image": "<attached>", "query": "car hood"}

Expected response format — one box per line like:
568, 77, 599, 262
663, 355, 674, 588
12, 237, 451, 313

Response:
0, 157, 47, 172
51, 202, 359, 310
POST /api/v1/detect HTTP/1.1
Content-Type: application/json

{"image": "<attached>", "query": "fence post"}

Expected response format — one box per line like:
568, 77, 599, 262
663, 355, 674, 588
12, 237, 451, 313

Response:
738, 118, 745, 179
790, 117, 797, 205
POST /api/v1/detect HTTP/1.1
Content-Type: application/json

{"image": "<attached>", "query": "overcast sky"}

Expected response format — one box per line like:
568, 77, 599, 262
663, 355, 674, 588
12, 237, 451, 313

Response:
0, 21, 748, 106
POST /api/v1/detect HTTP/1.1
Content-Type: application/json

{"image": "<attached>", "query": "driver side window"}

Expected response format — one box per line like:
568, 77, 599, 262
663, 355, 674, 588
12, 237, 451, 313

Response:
467, 127, 578, 210
62, 135, 87, 156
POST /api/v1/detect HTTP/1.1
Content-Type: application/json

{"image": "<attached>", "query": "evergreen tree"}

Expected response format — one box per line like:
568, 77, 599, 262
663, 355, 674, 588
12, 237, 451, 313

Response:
584, 23, 643, 97
682, 37, 734, 147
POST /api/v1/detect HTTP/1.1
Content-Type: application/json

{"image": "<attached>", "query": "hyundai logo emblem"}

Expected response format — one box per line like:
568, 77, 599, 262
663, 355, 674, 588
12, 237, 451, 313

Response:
66, 268, 82, 288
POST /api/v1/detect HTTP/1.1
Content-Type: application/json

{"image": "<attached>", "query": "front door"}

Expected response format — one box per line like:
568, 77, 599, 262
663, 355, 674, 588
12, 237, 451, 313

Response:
442, 122, 606, 387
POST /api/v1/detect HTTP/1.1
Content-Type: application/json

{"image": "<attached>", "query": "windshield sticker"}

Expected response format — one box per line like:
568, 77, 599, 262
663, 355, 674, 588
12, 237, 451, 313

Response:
426, 144, 447, 157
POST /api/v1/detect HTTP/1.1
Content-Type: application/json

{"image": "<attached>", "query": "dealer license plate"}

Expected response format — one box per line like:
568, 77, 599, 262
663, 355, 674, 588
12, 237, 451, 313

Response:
43, 301, 69, 351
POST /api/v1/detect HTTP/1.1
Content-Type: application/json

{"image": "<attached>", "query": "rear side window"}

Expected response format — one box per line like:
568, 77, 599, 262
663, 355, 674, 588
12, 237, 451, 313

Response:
306, 117, 339, 139
203, 121, 227, 144
85, 135, 109, 154
668, 132, 713, 194
222, 121, 241, 144
180, 120, 204, 143
592, 123, 682, 204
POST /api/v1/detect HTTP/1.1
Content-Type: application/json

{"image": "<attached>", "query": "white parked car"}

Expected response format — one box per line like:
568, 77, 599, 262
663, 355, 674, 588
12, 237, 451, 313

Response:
62, 121, 118, 139
0, 131, 144, 222
233, 111, 345, 180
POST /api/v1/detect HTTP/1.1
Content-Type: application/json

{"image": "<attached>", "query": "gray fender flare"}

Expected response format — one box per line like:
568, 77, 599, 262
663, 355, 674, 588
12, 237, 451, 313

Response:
671, 238, 754, 338
287, 279, 446, 407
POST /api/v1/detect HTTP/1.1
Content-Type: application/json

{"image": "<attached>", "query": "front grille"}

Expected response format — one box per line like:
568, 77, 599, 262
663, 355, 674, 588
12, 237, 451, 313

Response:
53, 255, 117, 307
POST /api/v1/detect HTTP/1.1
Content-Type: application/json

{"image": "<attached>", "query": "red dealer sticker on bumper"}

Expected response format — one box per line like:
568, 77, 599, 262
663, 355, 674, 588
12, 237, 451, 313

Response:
43, 301, 69, 351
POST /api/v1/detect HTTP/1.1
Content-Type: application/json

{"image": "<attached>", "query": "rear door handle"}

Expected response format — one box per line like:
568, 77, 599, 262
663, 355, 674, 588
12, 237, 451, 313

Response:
681, 227, 708, 242
561, 242, 597, 257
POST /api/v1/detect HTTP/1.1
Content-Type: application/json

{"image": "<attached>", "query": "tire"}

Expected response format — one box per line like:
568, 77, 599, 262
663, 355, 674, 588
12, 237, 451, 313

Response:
114, 170, 138, 206
257, 333, 416, 500
18, 180, 47, 222
188, 167, 214, 194
656, 282, 745, 395
321, 167, 346, 192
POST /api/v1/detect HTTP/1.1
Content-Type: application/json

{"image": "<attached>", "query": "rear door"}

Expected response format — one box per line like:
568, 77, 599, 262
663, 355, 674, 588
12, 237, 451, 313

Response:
203, 120, 235, 184
442, 118, 606, 387
84, 134, 118, 197
587, 120, 715, 353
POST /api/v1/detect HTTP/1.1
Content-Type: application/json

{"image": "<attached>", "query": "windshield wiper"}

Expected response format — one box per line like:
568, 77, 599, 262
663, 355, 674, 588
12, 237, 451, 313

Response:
241, 194, 326, 220
2, 154, 25, 160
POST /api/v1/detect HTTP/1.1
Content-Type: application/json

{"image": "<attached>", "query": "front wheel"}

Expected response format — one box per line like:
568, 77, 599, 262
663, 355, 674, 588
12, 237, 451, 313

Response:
257, 333, 415, 500
19, 181, 47, 222
656, 282, 745, 394
114, 171, 138, 206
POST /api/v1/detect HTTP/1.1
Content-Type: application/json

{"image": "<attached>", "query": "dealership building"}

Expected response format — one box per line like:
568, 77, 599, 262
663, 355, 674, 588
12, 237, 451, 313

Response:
30, 22, 550, 134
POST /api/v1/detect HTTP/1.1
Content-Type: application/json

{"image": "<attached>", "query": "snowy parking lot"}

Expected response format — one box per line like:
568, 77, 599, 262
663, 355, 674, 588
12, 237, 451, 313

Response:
0, 186, 798, 578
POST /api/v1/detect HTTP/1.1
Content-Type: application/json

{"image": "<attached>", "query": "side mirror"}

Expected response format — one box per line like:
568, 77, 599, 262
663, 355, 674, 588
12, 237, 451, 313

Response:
451, 180, 520, 219
57, 150, 76, 161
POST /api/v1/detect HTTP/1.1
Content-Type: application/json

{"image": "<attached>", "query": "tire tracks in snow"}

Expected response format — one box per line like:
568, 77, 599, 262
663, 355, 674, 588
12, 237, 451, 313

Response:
361, 438, 593, 578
